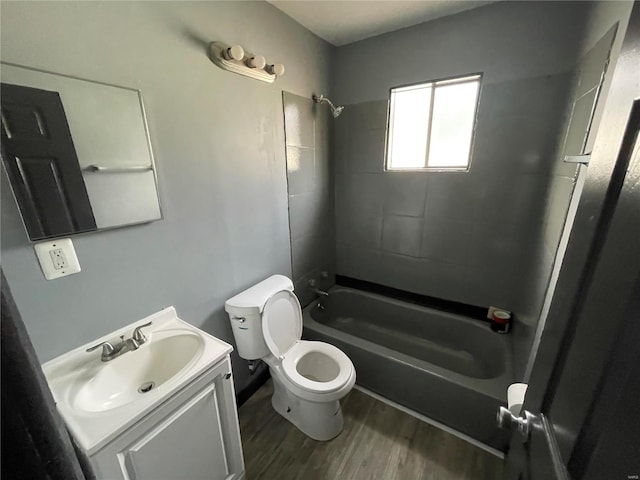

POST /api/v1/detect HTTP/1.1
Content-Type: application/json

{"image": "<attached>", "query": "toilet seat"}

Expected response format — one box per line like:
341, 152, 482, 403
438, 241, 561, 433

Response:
262, 289, 354, 395
282, 341, 353, 394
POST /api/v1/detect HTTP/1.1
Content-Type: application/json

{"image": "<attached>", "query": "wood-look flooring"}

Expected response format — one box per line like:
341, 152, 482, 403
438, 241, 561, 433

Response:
238, 380, 504, 480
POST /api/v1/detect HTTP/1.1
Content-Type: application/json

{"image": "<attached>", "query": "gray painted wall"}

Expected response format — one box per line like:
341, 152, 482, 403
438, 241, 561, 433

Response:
0, 1, 332, 394
283, 92, 335, 306
332, 2, 593, 106
331, 1, 616, 378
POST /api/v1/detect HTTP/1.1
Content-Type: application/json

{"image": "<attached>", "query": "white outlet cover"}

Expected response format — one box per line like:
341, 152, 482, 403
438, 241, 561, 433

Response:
34, 238, 81, 280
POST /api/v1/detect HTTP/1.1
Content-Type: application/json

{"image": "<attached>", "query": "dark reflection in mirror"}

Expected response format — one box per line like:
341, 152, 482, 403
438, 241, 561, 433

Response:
0, 63, 162, 241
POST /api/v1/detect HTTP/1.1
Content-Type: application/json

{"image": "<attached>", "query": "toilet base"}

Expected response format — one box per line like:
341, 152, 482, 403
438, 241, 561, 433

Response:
270, 372, 344, 441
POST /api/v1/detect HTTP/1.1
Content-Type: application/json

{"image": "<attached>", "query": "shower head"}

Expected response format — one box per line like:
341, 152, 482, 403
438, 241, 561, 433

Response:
313, 94, 344, 118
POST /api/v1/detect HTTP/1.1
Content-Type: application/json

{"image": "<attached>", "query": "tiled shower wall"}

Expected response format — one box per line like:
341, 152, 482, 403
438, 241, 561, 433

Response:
334, 73, 572, 314
542, 26, 621, 269
331, 1, 629, 379
331, 1, 598, 379
521, 25, 625, 376
283, 92, 335, 307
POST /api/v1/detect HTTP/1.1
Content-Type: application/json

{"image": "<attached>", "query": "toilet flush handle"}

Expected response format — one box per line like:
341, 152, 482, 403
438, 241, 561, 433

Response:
233, 316, 246, 323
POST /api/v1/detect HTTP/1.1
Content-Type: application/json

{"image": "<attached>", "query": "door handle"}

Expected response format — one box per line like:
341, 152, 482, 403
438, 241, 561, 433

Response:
497, 406, 536, 442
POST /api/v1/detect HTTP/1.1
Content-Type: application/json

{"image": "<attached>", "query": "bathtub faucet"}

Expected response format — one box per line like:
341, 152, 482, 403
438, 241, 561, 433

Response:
314, 289, 329, 310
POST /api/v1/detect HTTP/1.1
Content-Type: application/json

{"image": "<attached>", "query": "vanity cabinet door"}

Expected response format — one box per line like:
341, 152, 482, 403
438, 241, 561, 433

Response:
122, 382, 228, 480
91, 358, 244, 480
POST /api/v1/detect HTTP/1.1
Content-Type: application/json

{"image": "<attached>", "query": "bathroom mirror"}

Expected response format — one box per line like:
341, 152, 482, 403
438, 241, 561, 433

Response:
0, 63, 162, 241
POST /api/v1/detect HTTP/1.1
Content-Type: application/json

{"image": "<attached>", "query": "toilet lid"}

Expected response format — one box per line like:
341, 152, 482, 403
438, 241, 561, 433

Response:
262, 290, 303, 358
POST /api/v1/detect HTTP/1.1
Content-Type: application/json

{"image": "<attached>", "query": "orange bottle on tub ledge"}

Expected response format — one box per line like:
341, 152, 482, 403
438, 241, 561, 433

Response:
491, 310, 512, 333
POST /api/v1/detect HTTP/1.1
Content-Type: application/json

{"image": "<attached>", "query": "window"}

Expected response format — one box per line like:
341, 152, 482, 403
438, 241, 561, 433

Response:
385, 74, 481, 171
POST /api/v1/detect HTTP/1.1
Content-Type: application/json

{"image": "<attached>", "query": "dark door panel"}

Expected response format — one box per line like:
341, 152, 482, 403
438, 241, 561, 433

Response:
1, 83, 96, 240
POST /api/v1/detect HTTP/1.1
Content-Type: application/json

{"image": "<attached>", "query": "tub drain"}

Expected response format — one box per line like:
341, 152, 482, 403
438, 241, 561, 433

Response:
138, 381, 155, 394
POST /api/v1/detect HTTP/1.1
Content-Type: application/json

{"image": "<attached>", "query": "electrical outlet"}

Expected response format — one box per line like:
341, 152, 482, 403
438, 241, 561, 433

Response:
34, 238, 81, 280
49, 248, 67, 270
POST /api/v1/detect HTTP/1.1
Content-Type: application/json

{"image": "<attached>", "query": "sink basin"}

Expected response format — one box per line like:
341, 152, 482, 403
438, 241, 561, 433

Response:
43, 307, 233, 454
72, 332, 204, 412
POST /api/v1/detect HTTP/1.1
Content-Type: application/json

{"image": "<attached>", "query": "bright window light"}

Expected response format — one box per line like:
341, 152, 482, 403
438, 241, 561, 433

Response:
386, 74, 481, 171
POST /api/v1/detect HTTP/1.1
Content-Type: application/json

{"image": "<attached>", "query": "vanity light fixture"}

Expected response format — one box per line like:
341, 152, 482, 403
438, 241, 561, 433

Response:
246, 55, 266, 69
208, 41, 285, 83
266, 63, 285, 76
223, 45, 245, 61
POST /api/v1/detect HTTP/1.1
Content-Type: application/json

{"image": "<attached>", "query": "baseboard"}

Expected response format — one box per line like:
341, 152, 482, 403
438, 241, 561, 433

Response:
354, 384, 505, 459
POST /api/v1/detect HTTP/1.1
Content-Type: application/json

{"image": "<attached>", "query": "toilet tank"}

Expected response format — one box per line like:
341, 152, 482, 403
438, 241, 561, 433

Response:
225, 275, 294, 360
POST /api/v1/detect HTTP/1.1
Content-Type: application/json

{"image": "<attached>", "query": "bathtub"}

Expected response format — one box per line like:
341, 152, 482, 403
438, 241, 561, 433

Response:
302, 286, 513, 450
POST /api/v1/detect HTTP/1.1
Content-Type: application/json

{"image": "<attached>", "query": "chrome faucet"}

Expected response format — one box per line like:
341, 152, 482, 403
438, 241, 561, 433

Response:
314, 289, 329, 310
87, 321, 152, 362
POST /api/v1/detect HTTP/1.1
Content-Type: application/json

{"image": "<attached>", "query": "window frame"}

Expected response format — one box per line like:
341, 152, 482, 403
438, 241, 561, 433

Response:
384, 72, 483, 173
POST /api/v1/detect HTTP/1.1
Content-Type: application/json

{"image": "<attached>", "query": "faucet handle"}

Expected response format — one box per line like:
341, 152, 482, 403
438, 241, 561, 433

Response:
86, 341, 115, 357
132, 321, 152, 344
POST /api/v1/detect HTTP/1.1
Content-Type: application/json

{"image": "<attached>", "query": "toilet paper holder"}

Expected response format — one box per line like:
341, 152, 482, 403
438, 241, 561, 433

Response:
497, 406, 536, 441
497, 382, 535, 441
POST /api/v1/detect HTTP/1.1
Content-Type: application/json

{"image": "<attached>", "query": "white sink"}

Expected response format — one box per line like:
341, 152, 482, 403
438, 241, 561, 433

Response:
72, 332, 204, 413
44, 307, 232, 454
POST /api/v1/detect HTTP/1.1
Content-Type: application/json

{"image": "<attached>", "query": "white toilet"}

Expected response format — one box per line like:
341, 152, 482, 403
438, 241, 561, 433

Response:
225, 275, 356, 441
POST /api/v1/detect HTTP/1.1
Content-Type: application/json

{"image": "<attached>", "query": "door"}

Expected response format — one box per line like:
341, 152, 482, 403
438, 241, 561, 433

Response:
1, 83, 96, 240
503, 6, 640, 479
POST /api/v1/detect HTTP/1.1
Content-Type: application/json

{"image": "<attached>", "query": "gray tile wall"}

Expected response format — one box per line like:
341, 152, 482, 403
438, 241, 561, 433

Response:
335, 71, 572, 323
283, 92, 335, 307
517, 26, 621, 375
333, 9, 622, 380
331, 1, 618, 381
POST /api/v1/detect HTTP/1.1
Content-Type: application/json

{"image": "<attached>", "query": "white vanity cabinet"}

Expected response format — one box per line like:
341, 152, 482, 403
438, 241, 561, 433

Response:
90, 356, 245, 480
43, 308, 246, 480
